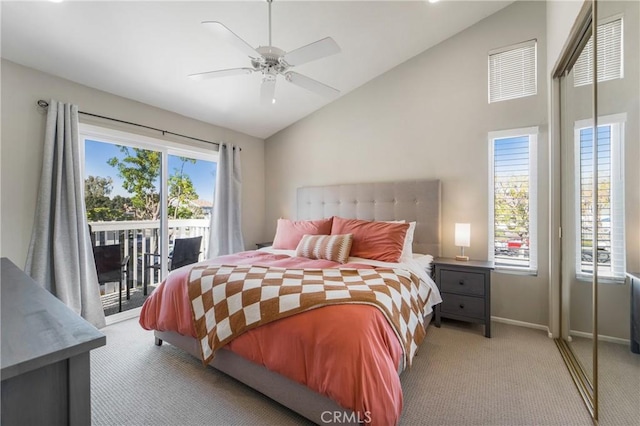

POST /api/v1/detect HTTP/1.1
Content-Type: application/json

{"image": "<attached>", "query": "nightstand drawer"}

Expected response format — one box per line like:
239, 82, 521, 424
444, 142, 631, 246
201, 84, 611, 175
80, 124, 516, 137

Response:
440, 293, 485, 319
440, 270, 485, 296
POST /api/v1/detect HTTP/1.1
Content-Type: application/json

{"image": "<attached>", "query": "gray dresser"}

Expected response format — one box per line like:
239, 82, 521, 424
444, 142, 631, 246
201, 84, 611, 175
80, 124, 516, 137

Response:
1, 258, 106, 425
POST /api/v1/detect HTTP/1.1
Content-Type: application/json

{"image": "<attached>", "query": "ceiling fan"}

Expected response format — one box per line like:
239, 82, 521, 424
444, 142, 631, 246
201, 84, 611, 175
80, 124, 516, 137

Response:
189, 0, 341, 105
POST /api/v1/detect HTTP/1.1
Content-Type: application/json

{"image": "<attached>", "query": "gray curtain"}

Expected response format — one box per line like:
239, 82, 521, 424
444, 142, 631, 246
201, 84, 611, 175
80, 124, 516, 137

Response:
25, 100, 106, 329
208, 143, 244, 257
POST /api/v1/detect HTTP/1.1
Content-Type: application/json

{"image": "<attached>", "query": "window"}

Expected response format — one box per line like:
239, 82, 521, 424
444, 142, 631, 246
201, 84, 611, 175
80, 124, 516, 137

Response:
488, 40, 537, 103
574, 114, 625, 280
80, 124, 217, 313
488, 127, 538, 272
573, 16, 623, 87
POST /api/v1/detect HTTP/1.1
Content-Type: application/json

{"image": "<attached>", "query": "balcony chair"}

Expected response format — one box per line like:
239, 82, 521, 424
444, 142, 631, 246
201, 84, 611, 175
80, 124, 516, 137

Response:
93, 244, 130, 313
144, 236, 203, 295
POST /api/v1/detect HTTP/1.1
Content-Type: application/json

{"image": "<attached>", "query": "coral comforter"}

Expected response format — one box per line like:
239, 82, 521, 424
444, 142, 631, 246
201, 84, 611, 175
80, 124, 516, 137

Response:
140, 250, 439, 425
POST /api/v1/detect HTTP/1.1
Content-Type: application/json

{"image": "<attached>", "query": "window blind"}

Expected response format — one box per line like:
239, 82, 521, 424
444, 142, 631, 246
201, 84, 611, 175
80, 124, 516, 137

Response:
488, 128, 537, 272
574, 18, 623, 87
488, 40, 537, 103
575, 121, 625, 279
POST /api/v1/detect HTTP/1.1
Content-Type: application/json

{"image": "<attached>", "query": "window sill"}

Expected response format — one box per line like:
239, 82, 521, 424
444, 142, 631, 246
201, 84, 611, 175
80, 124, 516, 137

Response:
494, 266, 538, 276
575, 273, 626, 285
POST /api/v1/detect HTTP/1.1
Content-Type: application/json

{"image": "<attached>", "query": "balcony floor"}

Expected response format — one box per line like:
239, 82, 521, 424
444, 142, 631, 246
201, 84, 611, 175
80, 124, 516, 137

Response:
100, 284, 157, 317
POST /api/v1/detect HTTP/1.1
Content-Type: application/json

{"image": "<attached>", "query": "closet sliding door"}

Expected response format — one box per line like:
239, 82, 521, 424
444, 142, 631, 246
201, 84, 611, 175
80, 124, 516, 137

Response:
555, 1, 598, 416
554, 1, 640, 423
595, 0, 640, 424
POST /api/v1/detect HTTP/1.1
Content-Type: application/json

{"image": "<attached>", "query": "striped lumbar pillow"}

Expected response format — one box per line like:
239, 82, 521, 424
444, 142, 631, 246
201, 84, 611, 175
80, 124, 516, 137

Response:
295, 234, 353, 264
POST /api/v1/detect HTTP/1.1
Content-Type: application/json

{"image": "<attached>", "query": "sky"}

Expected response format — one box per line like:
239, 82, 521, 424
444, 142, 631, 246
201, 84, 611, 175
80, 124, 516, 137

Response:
494, 135, 529, 178
84, 140, 217, 202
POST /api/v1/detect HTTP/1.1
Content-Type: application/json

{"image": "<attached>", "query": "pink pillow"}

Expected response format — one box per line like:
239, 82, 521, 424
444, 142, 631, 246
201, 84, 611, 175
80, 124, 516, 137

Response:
272, 218, 333, 250
331, 217, 409, 263
295, 234, 353, 264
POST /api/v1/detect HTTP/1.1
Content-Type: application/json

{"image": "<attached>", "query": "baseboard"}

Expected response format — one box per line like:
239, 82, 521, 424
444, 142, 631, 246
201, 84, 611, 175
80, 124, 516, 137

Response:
569, 329, 630, 345
491, 315, 632, 345
491, 316, 552, 337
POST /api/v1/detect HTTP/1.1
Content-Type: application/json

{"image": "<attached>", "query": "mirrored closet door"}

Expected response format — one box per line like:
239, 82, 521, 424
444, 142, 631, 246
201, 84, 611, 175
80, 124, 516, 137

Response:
557, 3, 597, 415
555, 0, 640, 423
594, 0, 639, 424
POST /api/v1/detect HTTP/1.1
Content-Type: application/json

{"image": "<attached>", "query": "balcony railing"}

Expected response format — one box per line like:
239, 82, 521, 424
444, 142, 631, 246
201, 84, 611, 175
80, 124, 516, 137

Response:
89, 219, 209, 287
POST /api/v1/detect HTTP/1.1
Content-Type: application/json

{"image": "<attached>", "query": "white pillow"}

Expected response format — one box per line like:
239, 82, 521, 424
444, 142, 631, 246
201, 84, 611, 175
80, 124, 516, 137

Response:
400, 221, 416, 261
380, 219, 415, 262
412, 253, 434, 273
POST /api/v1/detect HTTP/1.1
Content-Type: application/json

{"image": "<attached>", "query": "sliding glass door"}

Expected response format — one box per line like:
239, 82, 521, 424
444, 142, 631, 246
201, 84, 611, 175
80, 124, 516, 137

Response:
80, 124, 217, 315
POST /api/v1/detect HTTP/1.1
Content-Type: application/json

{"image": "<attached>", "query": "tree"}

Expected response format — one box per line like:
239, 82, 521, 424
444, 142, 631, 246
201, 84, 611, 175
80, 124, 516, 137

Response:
105, 149, 203, 221
579, 179, 611, 249
107, 147, 161, 220
168, 157, 199, 219
85, 175, 113, 198
84, 176, 133, 221
85, 176, 114, 221
494, 177, 529, 241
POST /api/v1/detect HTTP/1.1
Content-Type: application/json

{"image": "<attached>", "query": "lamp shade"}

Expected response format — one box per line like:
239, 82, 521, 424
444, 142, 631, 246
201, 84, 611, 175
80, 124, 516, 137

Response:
455, 223, 471, 247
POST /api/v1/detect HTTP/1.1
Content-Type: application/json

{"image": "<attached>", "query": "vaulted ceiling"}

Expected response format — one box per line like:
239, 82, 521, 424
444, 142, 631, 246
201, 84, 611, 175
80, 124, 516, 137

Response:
1, 1, 512, 138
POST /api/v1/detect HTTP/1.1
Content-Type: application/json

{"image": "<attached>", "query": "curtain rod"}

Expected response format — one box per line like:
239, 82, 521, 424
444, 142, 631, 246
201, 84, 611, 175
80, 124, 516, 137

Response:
37, 100, 239, 151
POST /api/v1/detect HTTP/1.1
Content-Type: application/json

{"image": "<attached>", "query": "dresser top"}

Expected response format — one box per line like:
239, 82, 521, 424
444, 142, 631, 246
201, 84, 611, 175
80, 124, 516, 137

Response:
1, 258, 106, 381
433, 257, 494, 270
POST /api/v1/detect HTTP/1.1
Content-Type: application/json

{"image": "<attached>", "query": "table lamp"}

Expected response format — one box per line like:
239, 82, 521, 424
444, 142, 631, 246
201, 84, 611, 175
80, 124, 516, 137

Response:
455, 223, 470, 261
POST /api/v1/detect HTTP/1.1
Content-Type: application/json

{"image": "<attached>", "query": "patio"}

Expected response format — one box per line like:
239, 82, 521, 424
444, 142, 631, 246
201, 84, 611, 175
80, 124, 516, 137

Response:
100, 284, 157, 317
90, 218, 209, 315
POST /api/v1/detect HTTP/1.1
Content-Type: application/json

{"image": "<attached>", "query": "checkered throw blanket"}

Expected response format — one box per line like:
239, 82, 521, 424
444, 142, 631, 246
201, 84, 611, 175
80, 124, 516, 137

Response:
188, 264, 429, 367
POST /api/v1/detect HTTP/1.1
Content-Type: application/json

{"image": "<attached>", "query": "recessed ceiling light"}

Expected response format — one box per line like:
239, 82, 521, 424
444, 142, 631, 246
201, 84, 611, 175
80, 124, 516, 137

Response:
429, 0, 441, 4
50, 0, 64, 3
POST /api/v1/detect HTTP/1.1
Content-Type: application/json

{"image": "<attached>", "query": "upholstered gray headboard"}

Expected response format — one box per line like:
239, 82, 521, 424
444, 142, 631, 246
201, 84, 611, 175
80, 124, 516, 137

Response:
297, 180, 441, 257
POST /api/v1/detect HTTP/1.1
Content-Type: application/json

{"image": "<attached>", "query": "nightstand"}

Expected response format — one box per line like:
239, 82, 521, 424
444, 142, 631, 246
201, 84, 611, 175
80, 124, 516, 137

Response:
433, 258, 494, 337
255, 241, 273, 249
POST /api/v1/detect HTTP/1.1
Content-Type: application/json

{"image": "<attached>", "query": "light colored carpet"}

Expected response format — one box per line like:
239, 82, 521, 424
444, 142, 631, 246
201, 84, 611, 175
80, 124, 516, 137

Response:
91, 319, 310, 426
569, 336, 640, 426
400, 320, 593, 426
91, 318, 595, 426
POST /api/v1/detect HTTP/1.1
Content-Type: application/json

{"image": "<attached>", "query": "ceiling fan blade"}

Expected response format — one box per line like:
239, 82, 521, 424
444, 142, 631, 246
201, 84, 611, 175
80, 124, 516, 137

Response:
188, 68, 253, 81
283, 37, 341, 66
285, 71, 340, 98
260, 78, 276, 105
201, 21, 261, 58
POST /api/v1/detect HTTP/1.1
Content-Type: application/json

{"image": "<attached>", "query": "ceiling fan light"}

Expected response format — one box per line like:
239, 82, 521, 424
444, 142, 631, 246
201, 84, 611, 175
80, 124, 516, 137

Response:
194, 2, 340, 102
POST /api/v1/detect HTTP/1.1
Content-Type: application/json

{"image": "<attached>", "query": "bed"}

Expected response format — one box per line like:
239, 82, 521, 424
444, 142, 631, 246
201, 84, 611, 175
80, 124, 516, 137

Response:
140, 180, 442, 425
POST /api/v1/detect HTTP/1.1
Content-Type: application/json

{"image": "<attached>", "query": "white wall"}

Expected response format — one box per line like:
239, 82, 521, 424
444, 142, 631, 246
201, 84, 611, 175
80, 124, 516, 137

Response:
265, 1, 550, 326
546, 0, 588, 77
0, 59, 266, 268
